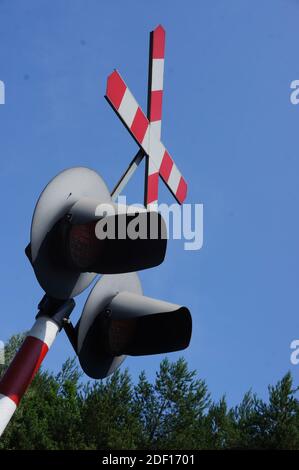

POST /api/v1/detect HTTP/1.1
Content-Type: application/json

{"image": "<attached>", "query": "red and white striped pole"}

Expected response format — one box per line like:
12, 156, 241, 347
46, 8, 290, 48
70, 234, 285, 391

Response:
145, 25, 165, 210
0, 298, 74, 436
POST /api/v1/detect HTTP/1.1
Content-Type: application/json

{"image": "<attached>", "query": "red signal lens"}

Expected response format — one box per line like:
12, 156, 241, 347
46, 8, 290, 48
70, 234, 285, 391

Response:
68, 222, 103, 270
62, 211, 167, 274
108, 319, 137, 356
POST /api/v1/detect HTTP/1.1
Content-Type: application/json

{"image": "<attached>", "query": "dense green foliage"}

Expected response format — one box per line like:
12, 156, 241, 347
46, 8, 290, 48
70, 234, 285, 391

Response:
1, 335, 299, 450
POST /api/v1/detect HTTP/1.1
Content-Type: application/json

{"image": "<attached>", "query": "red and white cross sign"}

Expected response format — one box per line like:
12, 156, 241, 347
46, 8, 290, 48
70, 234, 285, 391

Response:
106, 25, 188, 207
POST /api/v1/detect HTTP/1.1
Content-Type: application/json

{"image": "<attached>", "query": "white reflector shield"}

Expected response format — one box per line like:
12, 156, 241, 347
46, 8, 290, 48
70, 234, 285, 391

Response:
30, 168, 112, 299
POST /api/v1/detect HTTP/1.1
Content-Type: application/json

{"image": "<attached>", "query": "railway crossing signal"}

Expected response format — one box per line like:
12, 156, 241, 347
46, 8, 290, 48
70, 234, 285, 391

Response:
0, 25, 192, 437
76, 273, 191, 379
26, 167, 167, 300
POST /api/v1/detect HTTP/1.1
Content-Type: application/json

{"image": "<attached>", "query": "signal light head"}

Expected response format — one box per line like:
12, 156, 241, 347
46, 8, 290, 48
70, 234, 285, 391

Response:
101, 292, 192, 357
29, 168, 167, 299
77, 274, 192, 379
62, 210, 167, 275
102, 309, 191, 356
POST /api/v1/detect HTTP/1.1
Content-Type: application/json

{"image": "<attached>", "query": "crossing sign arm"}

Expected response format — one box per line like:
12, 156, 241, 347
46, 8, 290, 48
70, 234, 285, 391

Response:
105, 70, 187, 204
147, 25, 165, 138
145, 25, 166, 208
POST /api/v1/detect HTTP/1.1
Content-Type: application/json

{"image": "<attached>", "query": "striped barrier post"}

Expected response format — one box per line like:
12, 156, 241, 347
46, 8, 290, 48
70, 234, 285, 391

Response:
0, 298, 75, 436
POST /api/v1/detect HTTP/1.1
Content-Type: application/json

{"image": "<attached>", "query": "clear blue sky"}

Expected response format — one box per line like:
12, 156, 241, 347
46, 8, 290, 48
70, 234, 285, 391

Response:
0, 0, 299, 406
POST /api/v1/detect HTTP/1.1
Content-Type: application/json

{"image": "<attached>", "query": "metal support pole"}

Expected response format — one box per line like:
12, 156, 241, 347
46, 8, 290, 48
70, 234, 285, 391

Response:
111, 149, 144, 202
0, 296, 75, 436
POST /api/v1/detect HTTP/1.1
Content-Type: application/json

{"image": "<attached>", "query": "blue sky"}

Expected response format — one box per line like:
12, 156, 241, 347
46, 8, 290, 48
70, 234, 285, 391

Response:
1, 0, 299, 406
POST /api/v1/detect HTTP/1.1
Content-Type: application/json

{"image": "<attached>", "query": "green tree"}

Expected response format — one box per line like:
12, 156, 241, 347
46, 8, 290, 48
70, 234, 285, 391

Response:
204, 396, 238, 449
49, 358, 85, 449
243, 373, 299, 449
134, 357, 210, 449
1, 334, 299, 450
81, 368, 140, 449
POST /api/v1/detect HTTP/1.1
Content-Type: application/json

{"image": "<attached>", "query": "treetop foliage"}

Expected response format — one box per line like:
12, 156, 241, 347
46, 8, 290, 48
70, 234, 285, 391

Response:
1, 334, 299, 450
